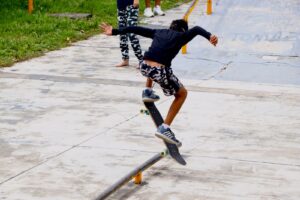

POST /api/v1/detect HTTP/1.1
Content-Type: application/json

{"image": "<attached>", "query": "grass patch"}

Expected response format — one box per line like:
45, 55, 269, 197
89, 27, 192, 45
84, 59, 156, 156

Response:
0, 0, 190, 67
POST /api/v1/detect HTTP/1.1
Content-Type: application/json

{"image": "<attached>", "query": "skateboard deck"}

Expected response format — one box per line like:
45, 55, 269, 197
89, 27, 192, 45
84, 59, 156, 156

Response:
144, 102, 186, 165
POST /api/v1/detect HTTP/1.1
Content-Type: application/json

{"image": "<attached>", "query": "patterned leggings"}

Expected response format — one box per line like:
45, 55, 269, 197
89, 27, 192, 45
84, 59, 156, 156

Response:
118, 5, 143, 62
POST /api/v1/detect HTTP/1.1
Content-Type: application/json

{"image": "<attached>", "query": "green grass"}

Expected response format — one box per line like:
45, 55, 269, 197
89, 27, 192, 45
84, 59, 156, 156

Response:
0, 0, 190, 67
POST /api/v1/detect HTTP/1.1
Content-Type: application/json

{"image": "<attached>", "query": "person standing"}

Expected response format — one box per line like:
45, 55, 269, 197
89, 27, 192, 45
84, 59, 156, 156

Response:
144, 0, 165, 17
116, 0, 143, 67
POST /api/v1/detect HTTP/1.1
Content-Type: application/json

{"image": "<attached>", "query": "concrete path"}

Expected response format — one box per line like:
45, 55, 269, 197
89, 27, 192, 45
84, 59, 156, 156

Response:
1, 1, 300, 200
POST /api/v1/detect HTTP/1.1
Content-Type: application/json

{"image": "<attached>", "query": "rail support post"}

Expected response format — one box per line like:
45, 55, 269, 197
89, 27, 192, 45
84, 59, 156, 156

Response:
28, 0, 33, 14
134, 172, 142, 184
182, 16, 188, 54
207, 0, 212, 15
95, 152, 166, 200
181, 0, 199, 54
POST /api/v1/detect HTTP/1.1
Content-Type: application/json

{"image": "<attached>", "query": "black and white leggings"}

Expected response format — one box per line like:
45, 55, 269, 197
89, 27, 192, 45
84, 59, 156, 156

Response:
118, 5, 143, 62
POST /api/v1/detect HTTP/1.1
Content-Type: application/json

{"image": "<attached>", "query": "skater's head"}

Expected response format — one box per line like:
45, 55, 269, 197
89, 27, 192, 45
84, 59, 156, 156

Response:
169, 19, 188, 32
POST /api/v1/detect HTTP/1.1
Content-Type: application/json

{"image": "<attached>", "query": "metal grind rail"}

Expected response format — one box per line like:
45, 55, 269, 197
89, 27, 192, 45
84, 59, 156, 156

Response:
95, 150, 168, 200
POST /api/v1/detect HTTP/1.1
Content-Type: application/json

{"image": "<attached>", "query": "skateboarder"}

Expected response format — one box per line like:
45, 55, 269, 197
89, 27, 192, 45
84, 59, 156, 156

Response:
101, 19, 218, 146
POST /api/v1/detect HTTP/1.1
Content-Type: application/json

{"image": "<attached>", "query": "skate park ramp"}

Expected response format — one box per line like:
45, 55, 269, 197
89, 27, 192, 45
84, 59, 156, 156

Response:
0, 0, 300, 200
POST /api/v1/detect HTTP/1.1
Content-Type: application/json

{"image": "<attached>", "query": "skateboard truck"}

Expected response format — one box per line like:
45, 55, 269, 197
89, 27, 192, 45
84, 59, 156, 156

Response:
140, 108, 150, 115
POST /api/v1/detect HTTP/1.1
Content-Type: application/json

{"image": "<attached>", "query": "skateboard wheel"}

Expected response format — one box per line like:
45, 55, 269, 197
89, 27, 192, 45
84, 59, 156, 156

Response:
140, 109, 149, 115
161, 149, 168, 157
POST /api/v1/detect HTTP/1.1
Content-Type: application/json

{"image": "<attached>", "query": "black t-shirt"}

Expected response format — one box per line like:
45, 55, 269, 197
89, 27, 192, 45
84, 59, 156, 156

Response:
117, 0, 133, 10
112, 26, 211, 67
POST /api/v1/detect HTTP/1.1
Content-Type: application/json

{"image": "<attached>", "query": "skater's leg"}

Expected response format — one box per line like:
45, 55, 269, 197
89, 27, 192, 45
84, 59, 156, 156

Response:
146, 78, 153, 88
164, 87, 187, 125
155, 86, 186, 145
141, 64, 183, 145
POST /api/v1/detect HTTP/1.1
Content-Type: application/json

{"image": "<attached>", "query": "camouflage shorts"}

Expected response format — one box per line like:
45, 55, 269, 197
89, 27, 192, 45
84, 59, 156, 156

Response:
140, 62, 183, 96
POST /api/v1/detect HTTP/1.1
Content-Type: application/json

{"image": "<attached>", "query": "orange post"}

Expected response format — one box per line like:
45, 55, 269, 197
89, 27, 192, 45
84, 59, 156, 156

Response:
182, 45, 187, 54
28, 0, 33, 14
181, 0, 199, 54
207, 0, 212, 15
182, 16, 188, 54
134, 172, 142, 184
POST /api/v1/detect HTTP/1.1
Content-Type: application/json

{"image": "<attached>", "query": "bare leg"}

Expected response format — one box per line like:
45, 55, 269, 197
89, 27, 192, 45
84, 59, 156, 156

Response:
155, 0, 161, 6
146, 77, 153, 88
164, 87, 188, 125
153, 0, 164, 15
145, 0, 151, 8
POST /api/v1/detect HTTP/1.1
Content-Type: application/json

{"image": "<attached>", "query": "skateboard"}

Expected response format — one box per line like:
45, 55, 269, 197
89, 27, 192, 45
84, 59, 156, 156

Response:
143, 102, 186, 165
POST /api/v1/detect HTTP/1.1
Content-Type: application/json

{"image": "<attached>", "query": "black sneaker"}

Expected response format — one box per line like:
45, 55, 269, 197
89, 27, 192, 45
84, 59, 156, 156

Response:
155, 125, 181, 146
142, 89, 160, 102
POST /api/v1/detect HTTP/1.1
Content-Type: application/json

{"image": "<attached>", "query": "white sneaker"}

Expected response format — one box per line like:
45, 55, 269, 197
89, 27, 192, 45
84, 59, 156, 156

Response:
153, 6, 165, 16
144, 7, 154, 17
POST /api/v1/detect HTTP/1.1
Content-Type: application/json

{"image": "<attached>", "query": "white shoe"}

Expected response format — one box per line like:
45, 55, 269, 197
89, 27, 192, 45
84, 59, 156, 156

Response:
144, 7, 154, 17
153, 6, 165, 16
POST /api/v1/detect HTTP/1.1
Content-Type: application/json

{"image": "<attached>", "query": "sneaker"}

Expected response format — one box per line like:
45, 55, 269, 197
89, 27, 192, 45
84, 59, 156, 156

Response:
155, 125, 181, 146
142, 89, 160, 102
153, 6, 165, 16
144, 7, 154, 17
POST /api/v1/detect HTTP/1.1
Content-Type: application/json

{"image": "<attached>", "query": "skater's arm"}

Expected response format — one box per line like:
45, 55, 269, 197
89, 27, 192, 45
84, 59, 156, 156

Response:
113, 26, 155, 38
100, 23, 155, 38
181, 26, 218, 46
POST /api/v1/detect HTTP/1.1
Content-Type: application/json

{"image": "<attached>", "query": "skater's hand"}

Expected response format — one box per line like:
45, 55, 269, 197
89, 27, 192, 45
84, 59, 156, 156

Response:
209, 35, 218, 46
133, 0, 139, 8
100, 23, 113, 36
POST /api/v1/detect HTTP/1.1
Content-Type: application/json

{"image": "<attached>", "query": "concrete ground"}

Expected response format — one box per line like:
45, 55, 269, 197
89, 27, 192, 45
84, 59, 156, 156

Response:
1, 0, 300, 199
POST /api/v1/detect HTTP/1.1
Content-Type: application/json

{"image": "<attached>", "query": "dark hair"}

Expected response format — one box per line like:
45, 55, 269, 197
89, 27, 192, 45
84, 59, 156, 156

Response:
169, 19, 188, 32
